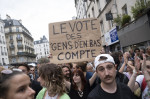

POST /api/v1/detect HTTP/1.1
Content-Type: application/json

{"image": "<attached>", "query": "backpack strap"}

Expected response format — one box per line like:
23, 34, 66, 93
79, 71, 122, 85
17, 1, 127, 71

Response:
141, 78, 147, 92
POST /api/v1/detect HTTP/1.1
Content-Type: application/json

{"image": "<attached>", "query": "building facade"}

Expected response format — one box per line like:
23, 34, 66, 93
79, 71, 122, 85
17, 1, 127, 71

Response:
3, 15, 36, 64
0, 18, 9, 65
34, 35, 50, 62
74, 0, 150, 52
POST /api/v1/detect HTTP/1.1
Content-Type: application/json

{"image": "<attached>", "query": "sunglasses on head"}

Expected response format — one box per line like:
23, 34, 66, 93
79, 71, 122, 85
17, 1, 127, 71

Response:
1, 69, 22, 75
1, 69, 13, 74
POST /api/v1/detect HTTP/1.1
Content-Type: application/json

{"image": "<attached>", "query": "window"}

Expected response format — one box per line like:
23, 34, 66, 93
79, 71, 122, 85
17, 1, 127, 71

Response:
10, 35, 13, 40
17, 41, 22, 45
1, 26, 3, 33
92, 7, 95, 18
108, 11, 113, 28
17, 34, 21, 38
106, 0, 110, 4
16, 27, 19, 32
1, 46, 2, 53
10, 42, 13, 46
2, 58, 5, 65
9, 27, 12, 32
88, 14, 90, 18
0, 35, 1, 43
19, 57, 24, 62
100, 21, 105, 34
122, 4, 128, 15
2, 36, 4, 43
96, 0, 101, 12
12, 58, 16, 63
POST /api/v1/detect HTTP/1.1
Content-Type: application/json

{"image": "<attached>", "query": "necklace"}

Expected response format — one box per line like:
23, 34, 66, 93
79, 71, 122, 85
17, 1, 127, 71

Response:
77, 90, 83, 97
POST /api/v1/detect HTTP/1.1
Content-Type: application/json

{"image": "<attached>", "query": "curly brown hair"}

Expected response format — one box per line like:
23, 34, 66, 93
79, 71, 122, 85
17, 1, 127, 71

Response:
38, 63, 66, 96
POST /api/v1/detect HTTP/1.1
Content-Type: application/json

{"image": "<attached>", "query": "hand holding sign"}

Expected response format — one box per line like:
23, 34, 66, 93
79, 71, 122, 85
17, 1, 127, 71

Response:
49, 18, 101, 64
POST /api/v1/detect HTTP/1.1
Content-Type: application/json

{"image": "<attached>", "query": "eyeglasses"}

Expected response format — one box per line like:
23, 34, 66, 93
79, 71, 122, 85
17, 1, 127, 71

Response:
30, 70, 34, 71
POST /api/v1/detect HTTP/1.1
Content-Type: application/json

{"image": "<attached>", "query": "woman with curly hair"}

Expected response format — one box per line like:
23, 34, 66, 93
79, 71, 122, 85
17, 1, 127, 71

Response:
36, 63, 70, 99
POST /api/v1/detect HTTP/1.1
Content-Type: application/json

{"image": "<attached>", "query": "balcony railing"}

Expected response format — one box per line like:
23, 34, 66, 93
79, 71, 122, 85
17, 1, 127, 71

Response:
9, 39, 13, 43
9, 45, 15, 49
17, 44, 23, 49
9, 54, 15, 57
17, 52, 36, 58
16, 37, 22, 41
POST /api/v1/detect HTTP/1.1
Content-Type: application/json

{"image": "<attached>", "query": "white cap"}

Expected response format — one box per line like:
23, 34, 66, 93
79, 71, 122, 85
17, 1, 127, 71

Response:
94, 54, 115, 69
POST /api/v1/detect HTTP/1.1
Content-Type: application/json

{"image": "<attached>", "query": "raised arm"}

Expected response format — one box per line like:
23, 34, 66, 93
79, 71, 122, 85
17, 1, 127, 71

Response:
127, 62, 135, 70
127, 70, 139, 92
119, 52, 128, 73
128, 54, 140, 92
119, 62, 126, 73
89, 72, 97, 86
142, 54, 150, 89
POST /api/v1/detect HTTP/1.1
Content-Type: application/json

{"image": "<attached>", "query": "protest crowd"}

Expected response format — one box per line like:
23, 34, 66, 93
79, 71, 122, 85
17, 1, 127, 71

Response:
0, 46, 150, 99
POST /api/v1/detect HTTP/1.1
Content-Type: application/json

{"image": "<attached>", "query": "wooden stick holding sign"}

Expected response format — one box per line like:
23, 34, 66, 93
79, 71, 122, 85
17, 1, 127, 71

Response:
49, 18, 102, 64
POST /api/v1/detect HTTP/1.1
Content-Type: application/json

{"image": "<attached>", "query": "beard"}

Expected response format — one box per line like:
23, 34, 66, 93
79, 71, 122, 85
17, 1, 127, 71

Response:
64, 74, 70, 79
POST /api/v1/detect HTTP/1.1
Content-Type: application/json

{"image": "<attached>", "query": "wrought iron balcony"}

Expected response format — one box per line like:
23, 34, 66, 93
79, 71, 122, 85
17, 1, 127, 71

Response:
17, 44, 23, 49
9, 54, 15, 57
9, 45, 15, 49
9, 39, 13, 43
16, 37, 22, 41
17, 52, 36, 58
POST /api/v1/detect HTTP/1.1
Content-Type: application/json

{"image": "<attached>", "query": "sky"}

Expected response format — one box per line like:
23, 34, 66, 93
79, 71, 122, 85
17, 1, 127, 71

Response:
0, 0, 76, 41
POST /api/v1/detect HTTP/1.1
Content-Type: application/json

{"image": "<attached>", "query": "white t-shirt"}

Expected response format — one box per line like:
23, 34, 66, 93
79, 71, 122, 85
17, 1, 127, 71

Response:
136, 75, 150, 99
45, 92, 58, 99
123, 72, 131, 79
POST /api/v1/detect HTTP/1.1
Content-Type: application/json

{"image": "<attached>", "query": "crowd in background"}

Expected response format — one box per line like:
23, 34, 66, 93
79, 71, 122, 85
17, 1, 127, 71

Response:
0, 46, 150, 99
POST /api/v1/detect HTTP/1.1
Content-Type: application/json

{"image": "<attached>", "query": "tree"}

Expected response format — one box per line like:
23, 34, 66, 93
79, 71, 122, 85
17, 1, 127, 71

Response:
37, 57, 50, 64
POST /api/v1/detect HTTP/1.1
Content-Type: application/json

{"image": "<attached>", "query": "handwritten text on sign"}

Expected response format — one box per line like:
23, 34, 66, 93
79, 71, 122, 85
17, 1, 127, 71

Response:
49, 18, 101, 63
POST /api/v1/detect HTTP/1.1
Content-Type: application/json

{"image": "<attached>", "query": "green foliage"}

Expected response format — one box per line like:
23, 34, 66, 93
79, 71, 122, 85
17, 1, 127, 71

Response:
37, 57, 50, 64
131, 0, 150, 19
113, 14, 131, 27
121, 14, 131, 26
113, 15, 122, 26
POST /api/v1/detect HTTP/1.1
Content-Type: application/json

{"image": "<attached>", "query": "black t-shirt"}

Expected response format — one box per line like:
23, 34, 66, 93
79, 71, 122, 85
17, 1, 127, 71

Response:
87, 83, 135, 99
69, 80, 91, 99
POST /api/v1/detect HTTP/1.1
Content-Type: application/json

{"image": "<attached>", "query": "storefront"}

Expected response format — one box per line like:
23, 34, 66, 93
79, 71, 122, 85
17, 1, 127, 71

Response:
118, 13, 150, 52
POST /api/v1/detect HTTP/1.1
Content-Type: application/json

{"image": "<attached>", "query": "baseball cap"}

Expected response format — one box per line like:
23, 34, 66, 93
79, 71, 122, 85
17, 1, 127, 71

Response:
94, 54, 115, 69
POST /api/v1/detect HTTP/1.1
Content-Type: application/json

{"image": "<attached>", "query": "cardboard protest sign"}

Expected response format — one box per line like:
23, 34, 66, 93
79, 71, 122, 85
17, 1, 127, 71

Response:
49, 18, 102, 64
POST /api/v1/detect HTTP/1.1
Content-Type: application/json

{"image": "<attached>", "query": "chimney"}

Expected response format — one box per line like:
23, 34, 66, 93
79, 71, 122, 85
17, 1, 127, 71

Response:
6, 14, 11, 20
19, 19, 22, 24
